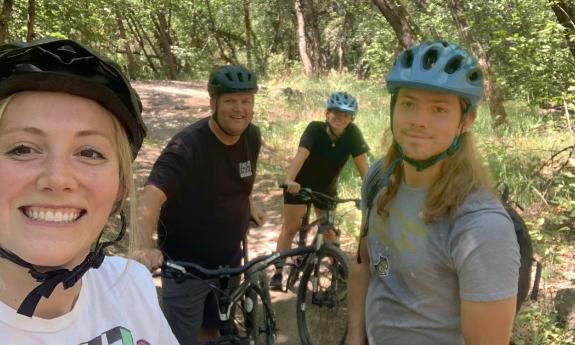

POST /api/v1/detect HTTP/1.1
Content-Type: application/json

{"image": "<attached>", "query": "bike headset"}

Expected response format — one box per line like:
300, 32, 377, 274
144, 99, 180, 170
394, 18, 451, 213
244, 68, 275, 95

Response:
380, 40, 484, 187
0, 37, 146, 317
207, 65, 258, 136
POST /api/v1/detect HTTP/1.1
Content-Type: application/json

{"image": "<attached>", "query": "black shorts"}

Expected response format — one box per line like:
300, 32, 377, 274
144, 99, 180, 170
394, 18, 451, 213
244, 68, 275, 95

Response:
283, 189, 329, 210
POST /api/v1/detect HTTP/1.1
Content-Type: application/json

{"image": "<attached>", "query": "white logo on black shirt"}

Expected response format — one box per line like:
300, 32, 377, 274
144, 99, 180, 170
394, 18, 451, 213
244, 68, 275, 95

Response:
239, 160, 252, 178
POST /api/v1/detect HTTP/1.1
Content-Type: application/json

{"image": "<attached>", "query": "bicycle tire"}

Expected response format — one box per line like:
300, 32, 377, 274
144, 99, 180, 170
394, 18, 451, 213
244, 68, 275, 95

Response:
231, 272, 276, 345
296, 243, 352, 345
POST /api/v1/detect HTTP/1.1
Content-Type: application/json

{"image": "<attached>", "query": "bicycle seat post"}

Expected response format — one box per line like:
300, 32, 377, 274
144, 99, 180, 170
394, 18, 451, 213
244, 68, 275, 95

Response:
299, 202, 312, 247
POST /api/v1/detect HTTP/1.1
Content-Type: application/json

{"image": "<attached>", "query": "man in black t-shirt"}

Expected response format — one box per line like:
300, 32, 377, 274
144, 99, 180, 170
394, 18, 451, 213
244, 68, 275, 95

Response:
270, 91, 369, 290
133, 65, 265, 345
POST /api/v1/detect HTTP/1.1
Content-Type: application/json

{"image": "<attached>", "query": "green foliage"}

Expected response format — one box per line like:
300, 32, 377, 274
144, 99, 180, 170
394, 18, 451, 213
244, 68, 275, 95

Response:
513, 299, 575, 344
2, 0, 573, 109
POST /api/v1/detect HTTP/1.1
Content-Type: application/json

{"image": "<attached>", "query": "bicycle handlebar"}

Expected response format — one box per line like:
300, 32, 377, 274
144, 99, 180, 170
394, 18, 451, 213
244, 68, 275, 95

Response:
163, 246, 315, 280
279, 183, 360, 209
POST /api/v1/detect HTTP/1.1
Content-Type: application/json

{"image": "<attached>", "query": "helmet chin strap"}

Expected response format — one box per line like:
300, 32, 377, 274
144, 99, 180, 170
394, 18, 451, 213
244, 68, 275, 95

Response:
397, 132, 466, 172
0, 211, 127, 317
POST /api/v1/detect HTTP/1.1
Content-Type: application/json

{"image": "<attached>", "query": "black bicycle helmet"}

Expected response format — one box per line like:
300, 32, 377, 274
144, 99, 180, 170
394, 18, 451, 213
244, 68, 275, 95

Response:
207, 65, 258, 97
0, 37, 146, 158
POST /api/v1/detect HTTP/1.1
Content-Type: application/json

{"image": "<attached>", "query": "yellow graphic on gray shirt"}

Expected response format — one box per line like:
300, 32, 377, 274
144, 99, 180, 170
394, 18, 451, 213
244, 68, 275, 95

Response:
374, 206, 426, 256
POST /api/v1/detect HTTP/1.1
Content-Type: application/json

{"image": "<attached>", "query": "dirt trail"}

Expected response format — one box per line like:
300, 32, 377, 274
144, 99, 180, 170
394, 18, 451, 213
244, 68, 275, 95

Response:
133, 81, 301, 344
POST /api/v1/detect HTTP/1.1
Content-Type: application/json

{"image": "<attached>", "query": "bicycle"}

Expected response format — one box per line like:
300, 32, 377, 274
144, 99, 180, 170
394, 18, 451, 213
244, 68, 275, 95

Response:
279, 185, 360, 345
161, 246, 315, 345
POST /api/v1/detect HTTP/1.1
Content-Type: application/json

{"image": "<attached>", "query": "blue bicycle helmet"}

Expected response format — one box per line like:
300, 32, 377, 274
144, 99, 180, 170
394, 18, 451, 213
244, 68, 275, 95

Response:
386, 41, 484, 108
326, 92, 357, 116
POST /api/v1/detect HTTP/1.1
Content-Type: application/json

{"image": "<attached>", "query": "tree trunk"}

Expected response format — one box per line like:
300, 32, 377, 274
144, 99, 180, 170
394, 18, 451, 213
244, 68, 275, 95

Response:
411, 0, 428, 11
116, 7, 136, 79
551, 0, 575, 60
243, 0, 252, 68
338, 11, 351, 72
294, 0, 313, 76
371, 0, 419, 49
205, 0, 234, 64
125, 13, 159, 75
306, 0, 324, 73
0, 0, 14, 44
26, 0, 36, 42
446, 0, 508, 127
153, 10, 178, 79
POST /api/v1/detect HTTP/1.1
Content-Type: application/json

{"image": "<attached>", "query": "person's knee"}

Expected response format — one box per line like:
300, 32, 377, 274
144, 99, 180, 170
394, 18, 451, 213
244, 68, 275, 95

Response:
281, 217, 302, 236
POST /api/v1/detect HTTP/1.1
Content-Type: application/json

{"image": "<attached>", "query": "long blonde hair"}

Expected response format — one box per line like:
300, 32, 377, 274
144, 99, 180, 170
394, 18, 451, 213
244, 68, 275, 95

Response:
376, 124, 493, 224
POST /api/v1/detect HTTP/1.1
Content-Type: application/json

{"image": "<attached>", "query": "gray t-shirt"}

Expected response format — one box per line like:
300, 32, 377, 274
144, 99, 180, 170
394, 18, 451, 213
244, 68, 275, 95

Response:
362, 162, 520, 345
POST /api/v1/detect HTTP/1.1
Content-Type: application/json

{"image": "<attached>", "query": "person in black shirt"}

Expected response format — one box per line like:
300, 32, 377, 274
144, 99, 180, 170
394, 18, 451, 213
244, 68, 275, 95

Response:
270, 92, 369, 290
133, 65, 265, 344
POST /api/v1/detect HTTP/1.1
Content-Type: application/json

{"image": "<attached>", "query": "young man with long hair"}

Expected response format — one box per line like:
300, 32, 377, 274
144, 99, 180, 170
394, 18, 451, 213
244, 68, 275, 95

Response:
347, 41, 520, 345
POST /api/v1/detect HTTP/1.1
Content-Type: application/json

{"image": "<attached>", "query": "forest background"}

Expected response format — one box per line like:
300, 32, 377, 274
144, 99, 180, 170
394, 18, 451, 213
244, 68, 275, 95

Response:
0, 0, 574, 344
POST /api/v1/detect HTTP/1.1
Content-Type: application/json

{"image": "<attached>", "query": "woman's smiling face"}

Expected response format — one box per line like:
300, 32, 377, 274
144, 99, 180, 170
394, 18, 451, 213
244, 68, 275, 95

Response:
0, 91, 120, 268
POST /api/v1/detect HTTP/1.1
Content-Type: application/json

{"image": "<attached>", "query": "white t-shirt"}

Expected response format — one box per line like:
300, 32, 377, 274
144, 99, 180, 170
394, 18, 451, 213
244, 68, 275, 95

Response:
0, 256, 178, 345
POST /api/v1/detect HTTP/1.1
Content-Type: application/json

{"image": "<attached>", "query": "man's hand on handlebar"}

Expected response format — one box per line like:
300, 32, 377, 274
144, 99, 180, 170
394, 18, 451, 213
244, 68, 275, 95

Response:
283, 179, 301, 195
131, 247, 164, 272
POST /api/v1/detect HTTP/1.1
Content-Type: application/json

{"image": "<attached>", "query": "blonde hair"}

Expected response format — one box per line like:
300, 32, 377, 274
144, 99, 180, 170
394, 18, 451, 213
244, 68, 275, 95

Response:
109, 114, 138, 253
0, 93, 138, 253
0, 94, 16, 120
376, 124, 493, 224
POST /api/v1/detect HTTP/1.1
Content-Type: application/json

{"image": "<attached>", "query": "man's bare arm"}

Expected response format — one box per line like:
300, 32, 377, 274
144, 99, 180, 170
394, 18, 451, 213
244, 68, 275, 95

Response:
131, 184, 167, 271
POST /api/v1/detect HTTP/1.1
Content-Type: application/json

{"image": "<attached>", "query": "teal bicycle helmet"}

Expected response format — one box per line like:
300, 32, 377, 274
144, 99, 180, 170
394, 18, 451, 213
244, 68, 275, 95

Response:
0, 38, 146, 158
0, 38, 142, 317
326, 92, 358, 116
386, 41, 483, 108
208, 65, 258, 97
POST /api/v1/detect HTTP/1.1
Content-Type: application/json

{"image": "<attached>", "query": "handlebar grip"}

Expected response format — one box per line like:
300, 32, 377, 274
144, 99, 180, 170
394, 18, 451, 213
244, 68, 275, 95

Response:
279, 183, 287, 189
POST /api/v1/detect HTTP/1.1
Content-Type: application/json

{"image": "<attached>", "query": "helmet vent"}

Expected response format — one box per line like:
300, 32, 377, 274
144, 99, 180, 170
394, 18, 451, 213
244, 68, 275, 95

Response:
422, 49, 438, 70
401, 50, 414, 68
467, 68, 483, 83
444, 56, 464, 74
237, 72, 244, 82
224, 72, 233, 81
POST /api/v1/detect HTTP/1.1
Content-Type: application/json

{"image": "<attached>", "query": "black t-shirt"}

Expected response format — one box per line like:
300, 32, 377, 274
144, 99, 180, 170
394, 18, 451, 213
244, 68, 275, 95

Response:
295, 121, 368, 195
146, 117, 261, 268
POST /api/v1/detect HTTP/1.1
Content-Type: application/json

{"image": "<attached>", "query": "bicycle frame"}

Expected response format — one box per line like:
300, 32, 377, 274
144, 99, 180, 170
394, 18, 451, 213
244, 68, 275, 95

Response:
163, 246, 315, 344
284, 188, 358, 291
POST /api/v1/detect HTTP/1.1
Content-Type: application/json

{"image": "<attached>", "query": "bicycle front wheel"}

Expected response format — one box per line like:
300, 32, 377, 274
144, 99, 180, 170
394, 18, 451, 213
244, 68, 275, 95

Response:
231, 273, 276, 345
296, 243, 352, 345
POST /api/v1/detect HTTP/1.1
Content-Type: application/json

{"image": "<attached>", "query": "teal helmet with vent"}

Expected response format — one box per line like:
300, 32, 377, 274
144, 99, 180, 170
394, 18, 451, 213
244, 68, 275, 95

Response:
326, 92, 357, 117
386, 41, 484, 108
